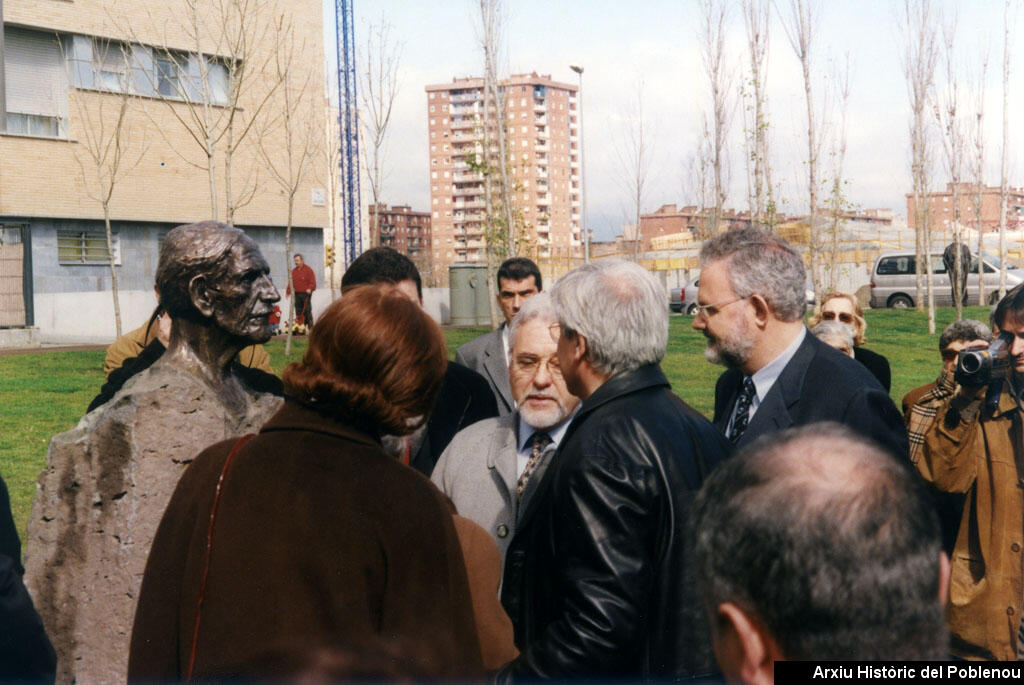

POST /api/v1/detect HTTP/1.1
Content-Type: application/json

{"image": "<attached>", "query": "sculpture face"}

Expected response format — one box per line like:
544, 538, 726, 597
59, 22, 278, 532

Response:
210, 237, 281, 343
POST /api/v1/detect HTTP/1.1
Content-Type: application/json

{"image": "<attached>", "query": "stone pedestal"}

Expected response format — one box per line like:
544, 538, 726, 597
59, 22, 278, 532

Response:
24, 360, 281, 684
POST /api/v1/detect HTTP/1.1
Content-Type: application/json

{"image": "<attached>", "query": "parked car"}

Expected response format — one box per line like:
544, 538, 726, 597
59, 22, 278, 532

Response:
869, 250, 1023, 309
670, 272, 813, 314
670, 275, 700, 314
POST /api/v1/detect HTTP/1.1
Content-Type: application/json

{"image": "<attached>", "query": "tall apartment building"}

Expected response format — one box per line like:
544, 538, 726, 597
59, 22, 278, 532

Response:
369, 204, 431, 256
0, 0, 327, 343
425, 72, 581, 284
907, 183, 1024, 233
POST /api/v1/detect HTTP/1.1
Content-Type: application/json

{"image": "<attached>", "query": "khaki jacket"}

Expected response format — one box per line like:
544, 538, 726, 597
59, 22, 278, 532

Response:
919, 386, 1024, 661
103, 319, 272, 377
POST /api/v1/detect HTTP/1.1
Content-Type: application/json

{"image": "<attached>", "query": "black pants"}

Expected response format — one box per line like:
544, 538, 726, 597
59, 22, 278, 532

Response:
295, 292, 313, 326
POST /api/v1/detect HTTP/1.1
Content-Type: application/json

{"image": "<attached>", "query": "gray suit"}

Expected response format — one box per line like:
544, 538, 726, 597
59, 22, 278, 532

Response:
431, 413, 556, 565
455, 328, 513, 415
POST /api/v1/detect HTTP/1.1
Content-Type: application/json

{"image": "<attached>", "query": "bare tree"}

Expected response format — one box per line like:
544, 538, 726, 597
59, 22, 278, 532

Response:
742, 0, 775, 229
359, 18, 401, 248
699, 0, 733, 233
823, 55, 852, 293
970, 51, 989, 305
124, 0, 281, 222
900, 0, 939, 333
476, 0, 517, 328
324, 98, 342, 301
998, 0, 1012, 298
933, 13, 968, 320
780, 0, 825, 301
257, 15, 320, 356
613, 81, 653, 260
68, 42, 147, 338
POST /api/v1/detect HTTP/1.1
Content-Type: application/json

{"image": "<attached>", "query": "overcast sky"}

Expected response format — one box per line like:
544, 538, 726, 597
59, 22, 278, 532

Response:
323, 1, 1021, 241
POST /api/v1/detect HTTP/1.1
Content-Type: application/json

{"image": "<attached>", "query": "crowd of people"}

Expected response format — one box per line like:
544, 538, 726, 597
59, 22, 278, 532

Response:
1, 224, 1022, 682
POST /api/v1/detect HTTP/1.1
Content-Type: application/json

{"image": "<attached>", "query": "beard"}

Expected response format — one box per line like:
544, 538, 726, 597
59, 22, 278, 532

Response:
703, 321, 755, 369
518, 396, 573, 431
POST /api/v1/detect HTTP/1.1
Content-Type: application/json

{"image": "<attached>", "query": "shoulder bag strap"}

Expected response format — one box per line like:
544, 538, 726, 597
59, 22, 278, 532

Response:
186, 432, 255, 680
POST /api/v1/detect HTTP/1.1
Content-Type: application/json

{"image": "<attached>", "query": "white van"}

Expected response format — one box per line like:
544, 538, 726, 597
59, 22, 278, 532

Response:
869, 250, 1023, 309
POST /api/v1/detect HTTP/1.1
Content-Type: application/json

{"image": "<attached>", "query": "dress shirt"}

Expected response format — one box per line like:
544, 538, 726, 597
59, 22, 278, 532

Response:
726, 327, 807, 436
516, 412, 575, 478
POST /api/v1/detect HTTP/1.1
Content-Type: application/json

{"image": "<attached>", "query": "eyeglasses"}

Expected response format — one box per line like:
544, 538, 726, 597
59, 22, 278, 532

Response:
821, 310, 855, 324
694, 297, 747, 319
512, 355, 563, 379
940, 348, 959, 362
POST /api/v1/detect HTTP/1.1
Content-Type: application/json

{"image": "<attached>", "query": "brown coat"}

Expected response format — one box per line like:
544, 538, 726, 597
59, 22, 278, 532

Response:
919, 387, 1024, 661
128, 401, 484, 679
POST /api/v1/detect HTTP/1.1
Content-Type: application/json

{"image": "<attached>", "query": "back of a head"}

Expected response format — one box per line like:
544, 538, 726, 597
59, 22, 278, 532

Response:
498, 257, 543, 291
692, 423, 948, 661
156, 221, 245, 321
698, 227, 806, 322
282, 284, 446, 437
550, 259, 667, 378
341, 247, 422, 299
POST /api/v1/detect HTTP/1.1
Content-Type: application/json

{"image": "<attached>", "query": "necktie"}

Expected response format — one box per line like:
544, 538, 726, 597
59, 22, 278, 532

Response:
517, 432, 553, 500
729, 376, 756, 443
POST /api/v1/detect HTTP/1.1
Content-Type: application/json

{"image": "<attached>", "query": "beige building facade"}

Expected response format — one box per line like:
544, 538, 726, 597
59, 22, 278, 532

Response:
425, 72, 581, 285
1, 0, 328, 343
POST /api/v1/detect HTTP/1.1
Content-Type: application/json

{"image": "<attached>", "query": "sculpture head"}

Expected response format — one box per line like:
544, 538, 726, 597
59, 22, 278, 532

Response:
156, 221, 280, 344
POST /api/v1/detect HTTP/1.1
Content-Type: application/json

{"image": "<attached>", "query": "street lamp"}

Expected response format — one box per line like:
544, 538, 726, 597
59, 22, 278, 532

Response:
570, 64, 589, 263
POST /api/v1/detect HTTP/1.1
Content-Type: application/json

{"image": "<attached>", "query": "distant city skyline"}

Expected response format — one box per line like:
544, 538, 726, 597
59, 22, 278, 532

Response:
324, 0, 1022, 242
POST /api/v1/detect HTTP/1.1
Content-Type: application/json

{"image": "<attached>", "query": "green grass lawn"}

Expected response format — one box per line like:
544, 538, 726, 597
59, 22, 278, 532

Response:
0, 307, 992, 543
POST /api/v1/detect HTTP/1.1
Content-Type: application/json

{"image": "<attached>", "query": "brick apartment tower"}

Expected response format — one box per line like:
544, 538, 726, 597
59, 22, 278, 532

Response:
425, 72, 581, 284
368, 204, 432, 257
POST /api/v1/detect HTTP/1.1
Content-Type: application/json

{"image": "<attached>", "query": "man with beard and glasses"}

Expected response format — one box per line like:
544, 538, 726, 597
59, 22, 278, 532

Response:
692, 227, 906, 457
433, 293, 579, 567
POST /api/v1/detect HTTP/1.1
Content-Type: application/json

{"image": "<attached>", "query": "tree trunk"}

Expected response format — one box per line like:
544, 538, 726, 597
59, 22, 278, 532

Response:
103, 204, 122, 337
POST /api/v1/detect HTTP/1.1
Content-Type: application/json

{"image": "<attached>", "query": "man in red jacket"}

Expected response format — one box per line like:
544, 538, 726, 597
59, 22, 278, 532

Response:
289, 253, 316, 327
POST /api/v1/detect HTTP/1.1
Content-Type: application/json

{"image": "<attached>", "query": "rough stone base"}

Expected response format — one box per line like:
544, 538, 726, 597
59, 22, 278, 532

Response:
23, 361, 282, 684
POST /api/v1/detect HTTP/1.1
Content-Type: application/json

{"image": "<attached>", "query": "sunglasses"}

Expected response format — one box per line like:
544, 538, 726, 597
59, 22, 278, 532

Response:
821, 311, 855, 324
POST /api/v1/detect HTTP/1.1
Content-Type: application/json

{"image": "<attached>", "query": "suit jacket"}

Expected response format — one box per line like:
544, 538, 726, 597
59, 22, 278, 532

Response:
455, 328, 514, 415
853, 345, 892, 392
431, 413, 556, 566
712, 332, 908, 458
411, 361, 499, 476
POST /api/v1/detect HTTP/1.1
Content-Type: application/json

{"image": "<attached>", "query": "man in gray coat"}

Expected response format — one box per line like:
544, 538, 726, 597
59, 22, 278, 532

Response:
433, 293, 579, 563
455, 257, 543, 414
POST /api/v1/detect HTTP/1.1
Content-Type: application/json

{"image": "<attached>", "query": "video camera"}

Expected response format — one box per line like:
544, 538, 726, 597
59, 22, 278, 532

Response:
955, 337, 1013, 387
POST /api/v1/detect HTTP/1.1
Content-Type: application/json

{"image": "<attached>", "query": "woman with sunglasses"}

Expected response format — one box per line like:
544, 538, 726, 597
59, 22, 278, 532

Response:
808, 292, 891, 391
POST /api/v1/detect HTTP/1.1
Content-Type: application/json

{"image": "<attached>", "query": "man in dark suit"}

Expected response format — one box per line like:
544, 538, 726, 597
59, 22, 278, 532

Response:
342, 247, 498, 475
692, 227, 907, 457
455, 257, 542, 415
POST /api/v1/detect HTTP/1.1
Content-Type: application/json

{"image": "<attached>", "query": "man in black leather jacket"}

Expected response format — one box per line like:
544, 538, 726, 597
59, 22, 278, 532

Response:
498, 260, 730, 679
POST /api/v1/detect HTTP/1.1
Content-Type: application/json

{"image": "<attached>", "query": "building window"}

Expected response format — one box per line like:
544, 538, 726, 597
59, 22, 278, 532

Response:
93, 40, 129, 91
155, 51, 187, 97
3, 27, 69, 138
58, 230, 121, 265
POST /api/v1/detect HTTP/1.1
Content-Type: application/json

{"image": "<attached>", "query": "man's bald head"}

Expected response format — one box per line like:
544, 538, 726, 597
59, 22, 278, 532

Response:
692, 423, 948, 664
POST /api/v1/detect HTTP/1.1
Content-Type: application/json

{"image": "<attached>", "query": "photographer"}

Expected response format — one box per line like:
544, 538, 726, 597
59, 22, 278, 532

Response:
920, 283, 1024, 661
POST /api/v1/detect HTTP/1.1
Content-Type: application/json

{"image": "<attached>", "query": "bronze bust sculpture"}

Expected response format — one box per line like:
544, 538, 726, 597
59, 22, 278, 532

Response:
25, 221, 285, 683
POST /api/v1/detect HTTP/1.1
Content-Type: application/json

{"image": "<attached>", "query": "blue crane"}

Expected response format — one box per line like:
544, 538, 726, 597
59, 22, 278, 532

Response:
335, 0, 361, 267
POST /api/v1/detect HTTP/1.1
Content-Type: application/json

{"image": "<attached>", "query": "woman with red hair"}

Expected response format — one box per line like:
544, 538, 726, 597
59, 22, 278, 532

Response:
129, 285, 484, 679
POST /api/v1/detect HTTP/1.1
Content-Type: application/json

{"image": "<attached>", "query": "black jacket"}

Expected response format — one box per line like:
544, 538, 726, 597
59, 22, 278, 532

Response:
499, 364, 729, 679
713, 332, 907, 458
853, 345, 891, 392
410, 361, 498, 476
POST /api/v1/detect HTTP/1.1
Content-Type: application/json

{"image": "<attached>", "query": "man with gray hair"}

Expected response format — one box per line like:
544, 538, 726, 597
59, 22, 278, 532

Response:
498, 259, 729, 679
432, 293, 580, 565
693, 227, 906, 456
692, 423, 949, 682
